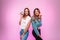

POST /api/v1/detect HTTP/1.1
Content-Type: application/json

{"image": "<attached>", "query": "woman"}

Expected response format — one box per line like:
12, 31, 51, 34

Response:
31, 8, 42, 40
19, 8, 31, 40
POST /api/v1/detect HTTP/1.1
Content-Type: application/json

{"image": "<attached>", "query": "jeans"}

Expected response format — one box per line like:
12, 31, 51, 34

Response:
32, 29, 42, 40
20, 29, 29, 40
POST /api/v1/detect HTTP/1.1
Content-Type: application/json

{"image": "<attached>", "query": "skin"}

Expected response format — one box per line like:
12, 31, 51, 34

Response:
24, 9, 29, 16
19, 9, 31, 40
35, 10, 40, 16
34, 9, 42, 38
19, 14, 23, 25
19, 9, 29, 25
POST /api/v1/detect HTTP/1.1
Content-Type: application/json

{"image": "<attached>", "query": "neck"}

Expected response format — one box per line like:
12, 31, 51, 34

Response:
34, 15, 39, 17
23, 15, 28, 18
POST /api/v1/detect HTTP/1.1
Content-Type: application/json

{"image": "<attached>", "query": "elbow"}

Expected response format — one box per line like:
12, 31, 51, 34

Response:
39, 22, 42, 27
40, 23, 42, 26
40, 24, 42, 26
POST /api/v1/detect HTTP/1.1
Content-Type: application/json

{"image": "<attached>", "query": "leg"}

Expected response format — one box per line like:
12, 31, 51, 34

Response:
32, 29, 42, 40
32, 29, 38, 39
20, 29, 24, 40
37, 29, 42, 40
22, 31, 29, 40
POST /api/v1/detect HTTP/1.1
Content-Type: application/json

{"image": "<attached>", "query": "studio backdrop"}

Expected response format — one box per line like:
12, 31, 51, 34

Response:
0, 0, 60, 40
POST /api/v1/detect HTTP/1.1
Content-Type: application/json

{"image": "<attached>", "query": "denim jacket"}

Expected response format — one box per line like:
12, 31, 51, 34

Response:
31, 16, 42, 36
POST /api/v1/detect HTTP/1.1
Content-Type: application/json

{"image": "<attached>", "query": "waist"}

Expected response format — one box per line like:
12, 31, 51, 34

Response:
20, 25, 27, 29
20, 29, 29, 35
20, 29, 29, 32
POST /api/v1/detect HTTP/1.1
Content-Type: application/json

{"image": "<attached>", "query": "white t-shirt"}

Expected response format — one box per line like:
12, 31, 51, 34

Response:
20, 16, 31, 29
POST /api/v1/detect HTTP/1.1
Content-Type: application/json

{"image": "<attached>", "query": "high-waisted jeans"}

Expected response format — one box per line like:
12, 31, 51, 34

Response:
32, 29, 42, 40
20, 29, 29, 40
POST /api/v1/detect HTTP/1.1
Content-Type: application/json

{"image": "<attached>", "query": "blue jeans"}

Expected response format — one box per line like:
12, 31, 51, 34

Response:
20, 29, 29, 40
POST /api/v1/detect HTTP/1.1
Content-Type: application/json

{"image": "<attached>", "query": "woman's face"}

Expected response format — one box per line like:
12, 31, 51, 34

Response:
24, 9, 29, 16
35, 10, 40, 16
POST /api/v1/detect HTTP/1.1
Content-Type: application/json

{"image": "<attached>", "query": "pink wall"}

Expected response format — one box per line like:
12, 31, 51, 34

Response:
0, 0, 60, 40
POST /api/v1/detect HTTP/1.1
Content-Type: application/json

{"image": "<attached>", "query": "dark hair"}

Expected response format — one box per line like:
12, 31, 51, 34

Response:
34, 8, 40, 16
23, 8, 30, 17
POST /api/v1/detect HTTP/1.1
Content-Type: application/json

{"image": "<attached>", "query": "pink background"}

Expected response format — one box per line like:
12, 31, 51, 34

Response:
0, 0, 60, 40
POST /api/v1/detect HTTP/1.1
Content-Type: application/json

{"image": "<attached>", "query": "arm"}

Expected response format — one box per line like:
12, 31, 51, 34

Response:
31, 16, 40, 36
32, 21, 40, 36
32, 21, 42, 38
31, 16, 42, 36
35, 15, 42, 27
19, 18, 21, 25
35, 20, 42, 27
19, 14, 23, 25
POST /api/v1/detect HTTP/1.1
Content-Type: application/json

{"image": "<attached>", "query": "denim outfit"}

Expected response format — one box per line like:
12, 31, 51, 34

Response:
20, 16, 31, 40
31, 16, 42, 36
20, 29, 29, 40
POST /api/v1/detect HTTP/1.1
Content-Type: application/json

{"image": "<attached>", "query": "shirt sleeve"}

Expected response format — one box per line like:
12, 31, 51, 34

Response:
32, 21, 40, 36
27, 16, 31, 22
35, 20, 42, 27
31, 17, 42, 36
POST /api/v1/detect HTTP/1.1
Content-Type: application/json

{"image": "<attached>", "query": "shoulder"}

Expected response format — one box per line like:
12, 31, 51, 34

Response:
28, 16, 31, 18
27, 16, 31, 20
31, 16, 35, 20
31, 16, 34, 19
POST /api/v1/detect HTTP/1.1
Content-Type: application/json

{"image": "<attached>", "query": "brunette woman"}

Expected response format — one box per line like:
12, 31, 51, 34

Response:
31, 8, 42, 40
19, 8, 31, 40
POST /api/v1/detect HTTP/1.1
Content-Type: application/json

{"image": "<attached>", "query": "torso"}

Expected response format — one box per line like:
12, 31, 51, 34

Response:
31, 16, 41, 21
20, 16, 31, 29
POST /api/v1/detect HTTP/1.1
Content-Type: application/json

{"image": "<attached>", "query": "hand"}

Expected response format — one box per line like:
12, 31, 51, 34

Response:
20, 36, 22, 40
20, 34, 24, 40
39, 15, 42, 19
20, 11, 24, 15
21, 35, 24, 38
19, 11, 23, 18
39, 35, 42, 39
21, 33, 24, 39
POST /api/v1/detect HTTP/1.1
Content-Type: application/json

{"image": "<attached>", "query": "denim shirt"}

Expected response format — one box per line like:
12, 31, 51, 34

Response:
31, 16, 42, 36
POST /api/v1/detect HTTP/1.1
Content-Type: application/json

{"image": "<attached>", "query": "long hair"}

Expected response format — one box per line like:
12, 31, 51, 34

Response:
23, 8, 30, 17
